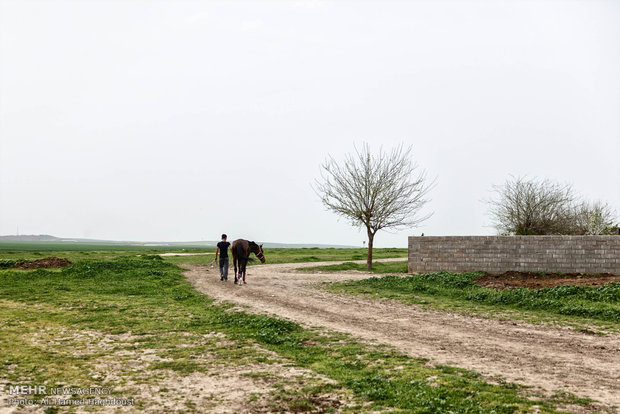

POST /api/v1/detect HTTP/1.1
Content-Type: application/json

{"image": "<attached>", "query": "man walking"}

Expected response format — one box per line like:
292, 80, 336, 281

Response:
214, 234, 232, 281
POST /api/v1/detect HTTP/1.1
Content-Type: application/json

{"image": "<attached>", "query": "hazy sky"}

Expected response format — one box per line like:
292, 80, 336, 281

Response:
1, 0, 619, 247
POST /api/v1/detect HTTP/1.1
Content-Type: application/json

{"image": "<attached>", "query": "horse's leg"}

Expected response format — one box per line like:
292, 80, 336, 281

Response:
238, 259, 244, 286
238, 245, 245, 284
243, 243, 249, 283
237, 259, 241, 285
232, 247, 238, 284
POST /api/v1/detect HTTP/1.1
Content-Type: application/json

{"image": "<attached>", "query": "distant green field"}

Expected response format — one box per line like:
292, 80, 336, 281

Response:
261, 247, 407, 264
161, 248, 408, 266
0, 241, 211, 264
0, 240, 212, 252
0, 245, 407, 268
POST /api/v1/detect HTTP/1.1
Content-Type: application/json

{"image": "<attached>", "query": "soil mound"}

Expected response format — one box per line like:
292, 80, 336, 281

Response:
13, 257, 73, 269
475, 271, 620, 290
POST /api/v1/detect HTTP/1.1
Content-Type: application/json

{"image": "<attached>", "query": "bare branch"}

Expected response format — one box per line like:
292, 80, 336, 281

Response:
486, 176, 618, 235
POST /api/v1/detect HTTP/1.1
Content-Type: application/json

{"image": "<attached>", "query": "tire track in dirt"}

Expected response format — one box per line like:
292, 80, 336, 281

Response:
183, 260, 620, 410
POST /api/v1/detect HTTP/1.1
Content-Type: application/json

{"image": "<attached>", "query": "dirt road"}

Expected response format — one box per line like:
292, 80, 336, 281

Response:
184, 260, 620, 410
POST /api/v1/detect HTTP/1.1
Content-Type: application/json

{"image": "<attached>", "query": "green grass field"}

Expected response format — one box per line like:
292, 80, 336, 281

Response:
322, 269, 620, 332
0, 249, 591, 412
0, 240, 212, 252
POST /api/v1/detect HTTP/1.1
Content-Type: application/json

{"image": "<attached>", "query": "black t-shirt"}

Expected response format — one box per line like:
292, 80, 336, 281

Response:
217, 241, 231, 258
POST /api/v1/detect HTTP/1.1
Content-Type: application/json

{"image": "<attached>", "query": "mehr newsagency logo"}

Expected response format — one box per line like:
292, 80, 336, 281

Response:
6, 385, 135, 408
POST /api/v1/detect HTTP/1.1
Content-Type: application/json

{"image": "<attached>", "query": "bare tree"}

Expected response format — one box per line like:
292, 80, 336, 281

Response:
487, 176, 575, 235
572, 201, 618, 235
487, 176, 618, 235
314, 143, 434, 270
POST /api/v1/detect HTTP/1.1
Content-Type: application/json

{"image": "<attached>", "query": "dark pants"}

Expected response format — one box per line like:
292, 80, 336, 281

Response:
219, 257, 229, 280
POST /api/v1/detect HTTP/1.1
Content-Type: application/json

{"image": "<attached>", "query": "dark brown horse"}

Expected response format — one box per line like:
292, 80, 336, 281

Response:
231, 239, 265, 284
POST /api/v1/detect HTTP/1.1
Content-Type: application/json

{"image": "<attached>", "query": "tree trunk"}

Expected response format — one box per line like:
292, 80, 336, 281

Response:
366, 230, 374, 271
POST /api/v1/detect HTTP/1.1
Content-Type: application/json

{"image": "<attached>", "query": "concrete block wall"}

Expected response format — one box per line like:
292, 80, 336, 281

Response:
408, 236, 620, 274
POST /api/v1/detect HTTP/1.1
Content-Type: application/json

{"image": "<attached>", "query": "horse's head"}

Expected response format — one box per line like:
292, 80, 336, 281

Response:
250, 241, 266, 263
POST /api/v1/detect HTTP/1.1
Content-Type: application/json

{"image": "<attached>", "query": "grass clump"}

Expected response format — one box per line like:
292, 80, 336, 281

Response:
0, 259, 26, 269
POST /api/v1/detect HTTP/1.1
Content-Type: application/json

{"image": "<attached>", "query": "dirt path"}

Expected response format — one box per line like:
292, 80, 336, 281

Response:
184, 260, 620, 410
